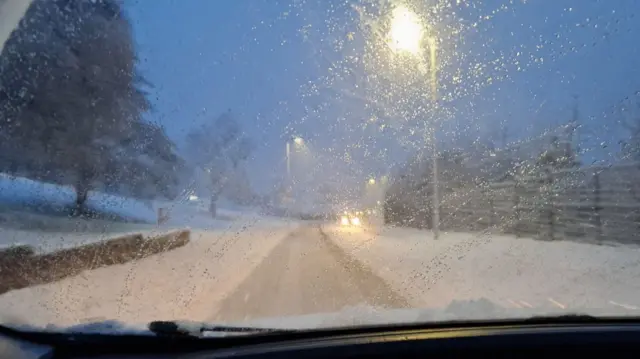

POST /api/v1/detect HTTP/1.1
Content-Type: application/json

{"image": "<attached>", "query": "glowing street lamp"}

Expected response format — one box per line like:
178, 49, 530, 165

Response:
286, 136, 305, 180
388, 5, 424, 55
388, 5, 440, 239
368, 178, 376, 185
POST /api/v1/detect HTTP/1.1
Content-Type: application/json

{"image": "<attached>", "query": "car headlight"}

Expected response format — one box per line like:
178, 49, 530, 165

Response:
350, 217, 361, 226
340, 216, 350, 225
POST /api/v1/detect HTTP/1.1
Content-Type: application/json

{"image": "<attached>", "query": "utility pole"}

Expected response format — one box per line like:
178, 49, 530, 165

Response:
286, 141, 291, 180
429, 38, 440, 240
501, 115, 510, 148
570, 95, 580, 157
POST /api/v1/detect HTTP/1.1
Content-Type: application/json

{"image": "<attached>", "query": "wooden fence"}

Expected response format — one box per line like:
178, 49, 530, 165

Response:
430, 162, 640, 244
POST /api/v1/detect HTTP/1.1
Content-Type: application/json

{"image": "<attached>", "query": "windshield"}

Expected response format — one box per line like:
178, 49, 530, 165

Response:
1, 0, 639, 333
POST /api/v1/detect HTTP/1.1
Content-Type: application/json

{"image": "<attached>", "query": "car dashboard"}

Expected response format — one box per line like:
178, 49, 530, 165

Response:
3, 318, 640, 358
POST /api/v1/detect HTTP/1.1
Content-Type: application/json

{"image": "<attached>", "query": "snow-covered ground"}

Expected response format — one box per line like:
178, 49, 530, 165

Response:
0, 220, 301, 327
4, 220, 640, 330
0, 172, 266, 223
0, 173, 284, 252
0, 205, 290, 253
323, 224, 640, 314
0, 173, 303, 327
0, 173, 160, 223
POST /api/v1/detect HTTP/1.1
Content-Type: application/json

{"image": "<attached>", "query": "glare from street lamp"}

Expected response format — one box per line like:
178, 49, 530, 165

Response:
293, 137, 304, 146
368, 178, 376, 185
388, 5, 423, 55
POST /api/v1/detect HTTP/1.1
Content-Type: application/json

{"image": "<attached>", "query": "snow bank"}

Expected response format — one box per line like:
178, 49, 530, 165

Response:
0, 230, 190, 295
152, 199, 263, 228
0, 173, 273, 232
0, 173, 157, 222
0, 220, 300, 327
323, 225, 640, 314
0, 227, 146, 253
0, 174, 75, 210
0, 173, 289, 264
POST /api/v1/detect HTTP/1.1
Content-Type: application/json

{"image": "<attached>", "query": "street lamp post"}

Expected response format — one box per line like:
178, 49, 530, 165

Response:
286, 137, 304, 181
286, 141, 291, 180
428, 37, 440, 240
388, 5, 440, 239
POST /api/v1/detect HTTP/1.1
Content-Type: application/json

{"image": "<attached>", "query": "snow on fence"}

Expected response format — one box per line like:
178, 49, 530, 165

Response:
436, 162, 640, 245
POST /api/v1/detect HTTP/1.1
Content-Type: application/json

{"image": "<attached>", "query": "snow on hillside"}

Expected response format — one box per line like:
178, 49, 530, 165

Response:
0, 173, 273, 227
0, 173, 157, 222
0, 173, 290, 251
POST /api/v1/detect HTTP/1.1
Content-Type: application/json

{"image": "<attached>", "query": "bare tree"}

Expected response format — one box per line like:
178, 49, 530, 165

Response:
615, 96, 640, 162
185, 110, 253, 216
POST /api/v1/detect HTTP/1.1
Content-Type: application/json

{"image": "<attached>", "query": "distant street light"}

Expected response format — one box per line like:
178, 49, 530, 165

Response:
286, 136, 305, 180
388, 5, 440, 239
368, 178, 376, 185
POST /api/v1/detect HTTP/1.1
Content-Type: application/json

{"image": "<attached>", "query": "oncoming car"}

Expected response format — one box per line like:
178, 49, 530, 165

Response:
339, 211, 363, 226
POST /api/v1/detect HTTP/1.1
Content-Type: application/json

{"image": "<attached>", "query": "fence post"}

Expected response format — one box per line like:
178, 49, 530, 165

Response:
513, 181, 521, 237
545, 168, 555, 240
157, 207, 169, 225
593, 171, 602, 242
488, 189, 496, 229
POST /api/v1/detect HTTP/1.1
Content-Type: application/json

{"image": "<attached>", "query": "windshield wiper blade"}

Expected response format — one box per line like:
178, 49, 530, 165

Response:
148, 320, 297, 337
522, 314, 601, 323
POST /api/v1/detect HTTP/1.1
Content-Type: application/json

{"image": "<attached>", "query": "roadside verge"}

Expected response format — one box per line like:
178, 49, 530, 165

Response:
0, 229, 190, 295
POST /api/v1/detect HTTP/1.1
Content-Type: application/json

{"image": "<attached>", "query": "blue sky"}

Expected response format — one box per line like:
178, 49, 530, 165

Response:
126, 1, 302, 187
125, 0, 640, 193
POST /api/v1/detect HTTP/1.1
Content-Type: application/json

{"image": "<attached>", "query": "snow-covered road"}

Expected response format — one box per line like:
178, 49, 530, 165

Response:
3, 221, 640, 329
0, 221, 301, 327
211, 226, 408, 323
